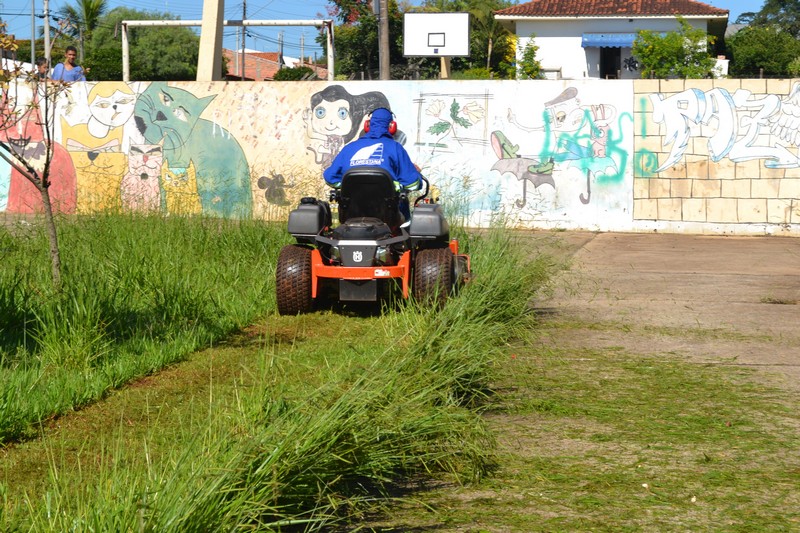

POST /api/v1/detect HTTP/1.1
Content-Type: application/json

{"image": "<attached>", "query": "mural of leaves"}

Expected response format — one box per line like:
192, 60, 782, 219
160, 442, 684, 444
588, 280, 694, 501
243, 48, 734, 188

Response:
426, 99, 482, 136
450, 100, 472, 129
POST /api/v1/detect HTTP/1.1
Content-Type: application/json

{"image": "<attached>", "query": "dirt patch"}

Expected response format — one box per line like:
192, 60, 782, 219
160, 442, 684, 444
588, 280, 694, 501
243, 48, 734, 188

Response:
535, 232, 800, 391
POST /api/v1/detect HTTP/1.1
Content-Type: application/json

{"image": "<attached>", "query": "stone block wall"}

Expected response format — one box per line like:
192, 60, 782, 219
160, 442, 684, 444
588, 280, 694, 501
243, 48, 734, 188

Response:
633, 78, 800, 231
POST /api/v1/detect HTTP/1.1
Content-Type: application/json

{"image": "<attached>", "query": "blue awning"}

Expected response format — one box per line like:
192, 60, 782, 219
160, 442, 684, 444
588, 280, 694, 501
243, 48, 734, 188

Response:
581, 33, 637, 48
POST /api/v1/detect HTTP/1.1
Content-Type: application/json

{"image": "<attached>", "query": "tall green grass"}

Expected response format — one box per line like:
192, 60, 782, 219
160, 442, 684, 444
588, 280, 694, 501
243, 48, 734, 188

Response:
0, 213, 286, 442
4, 222, 558, 531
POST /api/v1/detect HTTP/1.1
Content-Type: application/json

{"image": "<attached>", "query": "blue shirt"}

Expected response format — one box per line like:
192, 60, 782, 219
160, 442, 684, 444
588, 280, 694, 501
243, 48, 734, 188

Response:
323, 137, 421, 190
51, 63, 86, 82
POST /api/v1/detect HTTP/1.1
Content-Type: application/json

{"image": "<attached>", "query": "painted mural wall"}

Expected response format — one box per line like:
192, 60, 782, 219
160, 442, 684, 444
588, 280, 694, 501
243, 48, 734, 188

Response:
1, 78, 798, 236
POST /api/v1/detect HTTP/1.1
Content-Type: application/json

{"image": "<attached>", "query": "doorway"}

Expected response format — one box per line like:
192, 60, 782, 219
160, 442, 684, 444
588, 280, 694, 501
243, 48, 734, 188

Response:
600, 47, 621, 79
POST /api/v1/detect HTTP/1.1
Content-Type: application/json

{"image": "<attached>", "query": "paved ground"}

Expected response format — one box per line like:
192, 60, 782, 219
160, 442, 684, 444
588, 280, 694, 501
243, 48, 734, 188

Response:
537, 231, 800, 390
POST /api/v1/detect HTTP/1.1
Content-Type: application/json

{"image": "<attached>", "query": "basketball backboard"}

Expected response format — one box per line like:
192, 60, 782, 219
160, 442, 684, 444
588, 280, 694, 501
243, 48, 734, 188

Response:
403, 12, 470, 57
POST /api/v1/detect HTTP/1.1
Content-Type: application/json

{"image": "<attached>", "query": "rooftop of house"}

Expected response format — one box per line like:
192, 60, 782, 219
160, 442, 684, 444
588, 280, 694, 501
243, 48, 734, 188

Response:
495, 0, 729, 18
223, 49, 327, 81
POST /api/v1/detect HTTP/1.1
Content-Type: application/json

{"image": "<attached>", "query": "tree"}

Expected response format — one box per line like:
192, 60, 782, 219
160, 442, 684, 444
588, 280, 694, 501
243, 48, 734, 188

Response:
273, 66, 317, 81
329, 16, 380, 78
750, 0, 800, 37
726, 25, 800, 77
517, 33, 542, 79
85, 7, 200, 81
56, 0, 109, 60
319, 0, 410, 79
0, 30, 70, 289
465, 0, 513, 72
735, 12, 758, 25
632, 17, 717, 79
416, 0, 515, 78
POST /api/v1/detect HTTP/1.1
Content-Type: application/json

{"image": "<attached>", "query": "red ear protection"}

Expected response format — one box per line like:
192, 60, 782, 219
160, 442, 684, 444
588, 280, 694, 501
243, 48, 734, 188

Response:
364, 115, 398, 135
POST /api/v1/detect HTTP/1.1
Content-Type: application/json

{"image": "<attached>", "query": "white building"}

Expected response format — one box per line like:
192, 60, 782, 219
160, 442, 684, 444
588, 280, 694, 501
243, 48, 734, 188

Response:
495, 0, 729, 80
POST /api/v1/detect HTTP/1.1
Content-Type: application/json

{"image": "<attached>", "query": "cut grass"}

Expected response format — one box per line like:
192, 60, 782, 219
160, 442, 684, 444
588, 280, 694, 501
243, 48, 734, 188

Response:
0, 213, 285, 443
362, 319, 800, 532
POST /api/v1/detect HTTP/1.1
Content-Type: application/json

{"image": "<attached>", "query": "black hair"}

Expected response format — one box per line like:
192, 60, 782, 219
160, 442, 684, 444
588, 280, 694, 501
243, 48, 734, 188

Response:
309, 85, 392, 143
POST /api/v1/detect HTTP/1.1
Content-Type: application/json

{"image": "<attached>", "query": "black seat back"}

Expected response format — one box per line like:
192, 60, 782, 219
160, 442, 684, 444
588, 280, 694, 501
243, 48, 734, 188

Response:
338, 166, 400, 227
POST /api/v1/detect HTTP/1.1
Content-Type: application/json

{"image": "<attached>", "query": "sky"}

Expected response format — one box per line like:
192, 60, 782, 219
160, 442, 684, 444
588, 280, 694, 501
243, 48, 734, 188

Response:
0, 0, 337, 61
0, 0, 768, 64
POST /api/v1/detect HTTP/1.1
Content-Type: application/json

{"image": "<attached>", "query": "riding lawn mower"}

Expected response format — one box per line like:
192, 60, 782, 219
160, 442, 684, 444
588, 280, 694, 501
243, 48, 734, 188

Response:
275, 166, 470, 315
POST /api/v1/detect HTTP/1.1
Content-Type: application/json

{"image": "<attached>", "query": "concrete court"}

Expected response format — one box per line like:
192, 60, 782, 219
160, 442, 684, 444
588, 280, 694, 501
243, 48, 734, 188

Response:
536, 231, 800, 391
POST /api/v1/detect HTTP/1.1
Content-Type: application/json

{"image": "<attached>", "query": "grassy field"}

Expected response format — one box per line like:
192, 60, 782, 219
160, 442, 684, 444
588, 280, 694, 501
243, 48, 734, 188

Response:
360, 328, 800, 531
0, 214, 284, 443
0, 213, 554, 530
2, 215, 798, 531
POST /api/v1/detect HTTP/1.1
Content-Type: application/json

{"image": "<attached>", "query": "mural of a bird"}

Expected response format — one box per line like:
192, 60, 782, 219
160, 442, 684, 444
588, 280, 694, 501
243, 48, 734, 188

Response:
769, 81, 800, 146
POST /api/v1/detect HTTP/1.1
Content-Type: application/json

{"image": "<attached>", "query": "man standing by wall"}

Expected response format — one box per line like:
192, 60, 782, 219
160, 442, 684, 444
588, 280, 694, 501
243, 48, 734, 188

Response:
51, 46, 88, 81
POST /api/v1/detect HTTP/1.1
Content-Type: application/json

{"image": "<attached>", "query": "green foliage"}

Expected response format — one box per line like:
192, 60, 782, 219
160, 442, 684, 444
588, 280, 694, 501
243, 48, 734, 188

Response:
57, 0, 109, 43
0, 214, 283, 443
632, 17, 717, 79
427, 99, 477, 136
319, 0, 403, 78
328, 22, 379, 77
85, 7, 199, 81
0, 222, 558, 530
325, 0, 515, 79
727, 25, 800, 77
750, 0, 800, 37
272, 65, 317, 80
11, 40, 34, 63
788, 56, 800, 76
420, 0, 516, 78
466, 0, 515, 73
450, 67, 493, 79
518, 33, 542, 79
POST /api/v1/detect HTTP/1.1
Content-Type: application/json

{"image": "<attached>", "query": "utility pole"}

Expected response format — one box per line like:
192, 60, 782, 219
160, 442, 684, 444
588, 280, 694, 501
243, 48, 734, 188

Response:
375, 0, 390, 79
30, 0, 35, 65
240, 0, 246, 79
43, 0, 50, 66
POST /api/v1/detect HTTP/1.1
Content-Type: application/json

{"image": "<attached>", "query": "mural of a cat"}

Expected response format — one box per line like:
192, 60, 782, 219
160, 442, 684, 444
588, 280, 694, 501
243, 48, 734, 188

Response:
0, 109, 77, 215
121, 143, 163, 212
133, 83, 253, 218
162, 162, 202, 215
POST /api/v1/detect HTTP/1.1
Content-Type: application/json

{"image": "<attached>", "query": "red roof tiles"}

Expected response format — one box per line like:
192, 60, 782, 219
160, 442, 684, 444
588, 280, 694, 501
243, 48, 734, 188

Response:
222, 49, 328, 81
495, 0, 728, 17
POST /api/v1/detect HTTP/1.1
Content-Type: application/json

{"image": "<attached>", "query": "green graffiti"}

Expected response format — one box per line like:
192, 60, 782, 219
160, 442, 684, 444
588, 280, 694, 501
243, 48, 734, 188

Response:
639, 97, 650, 137
537, 107, 632, 186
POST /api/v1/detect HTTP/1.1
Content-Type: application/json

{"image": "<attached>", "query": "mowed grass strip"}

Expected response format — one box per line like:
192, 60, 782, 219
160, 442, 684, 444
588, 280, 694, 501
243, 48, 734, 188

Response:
1, 225, 557, 531
362, 319, 800, 532
0, 213, 285, 444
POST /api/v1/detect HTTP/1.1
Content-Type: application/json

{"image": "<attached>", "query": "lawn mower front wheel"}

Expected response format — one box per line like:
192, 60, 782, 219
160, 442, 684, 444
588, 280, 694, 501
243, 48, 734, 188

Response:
276, 245, 314, 315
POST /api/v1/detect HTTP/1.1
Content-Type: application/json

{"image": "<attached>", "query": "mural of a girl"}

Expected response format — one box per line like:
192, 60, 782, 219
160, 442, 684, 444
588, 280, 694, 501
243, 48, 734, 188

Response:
304, 85, 397, 170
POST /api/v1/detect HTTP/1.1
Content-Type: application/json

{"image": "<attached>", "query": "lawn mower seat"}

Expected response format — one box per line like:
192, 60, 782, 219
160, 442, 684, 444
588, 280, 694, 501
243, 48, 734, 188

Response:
338, 166, 402, 228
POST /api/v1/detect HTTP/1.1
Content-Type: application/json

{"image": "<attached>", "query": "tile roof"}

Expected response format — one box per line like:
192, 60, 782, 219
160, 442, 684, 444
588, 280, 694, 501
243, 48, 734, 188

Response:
495, 0, 728, 18
222, 49, 328, 81
224, 49, 282, 80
